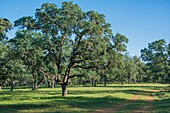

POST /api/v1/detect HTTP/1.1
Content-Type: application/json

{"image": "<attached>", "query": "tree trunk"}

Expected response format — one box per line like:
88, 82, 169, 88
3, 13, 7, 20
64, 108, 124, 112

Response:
33, 79, 38, 90
52, 76, 55, 88
168, 73, 170, 85
94, 80, 96, 87
46, 75, 51, 87
0, 80, 6, 90
48, 81, 51, 88
10, 79, 15, 91
161, 76, 164, 84
61, 84, 67, 96
99, 75, 102, 84
91, 78, 94, 87
128, 76, 130, 84
104, 76, 107, 87
121, 80, 124, 85
78, 77, 82, 84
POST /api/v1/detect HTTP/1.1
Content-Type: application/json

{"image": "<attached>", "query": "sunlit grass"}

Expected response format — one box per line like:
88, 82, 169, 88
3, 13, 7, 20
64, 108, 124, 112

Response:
0, 84, 169, 113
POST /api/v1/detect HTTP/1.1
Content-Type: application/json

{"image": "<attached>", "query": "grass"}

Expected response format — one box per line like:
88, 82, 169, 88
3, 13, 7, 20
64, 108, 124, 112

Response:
0, 84, 169, 113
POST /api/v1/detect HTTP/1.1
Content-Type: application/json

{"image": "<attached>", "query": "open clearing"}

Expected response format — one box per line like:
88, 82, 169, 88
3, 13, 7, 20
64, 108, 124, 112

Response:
0, 84, 169, 113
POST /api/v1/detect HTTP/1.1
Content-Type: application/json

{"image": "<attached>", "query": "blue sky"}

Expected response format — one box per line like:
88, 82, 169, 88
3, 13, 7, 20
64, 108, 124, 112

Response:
0, 0, 170, 56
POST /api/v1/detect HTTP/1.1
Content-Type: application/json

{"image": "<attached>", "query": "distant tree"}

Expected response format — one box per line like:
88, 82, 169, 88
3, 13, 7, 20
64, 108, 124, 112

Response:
124, 55, 146, 84
0, 18, 12, 89
10, 30, 46, 90
4, 55, 24, 91
0, 18, 12, 40
110, 34, 129, 85
167, 43, 170, 84
123, 54, 136, 84
141, 39, 169, 83
0, 44, 9, 89
132, 56, 146, 83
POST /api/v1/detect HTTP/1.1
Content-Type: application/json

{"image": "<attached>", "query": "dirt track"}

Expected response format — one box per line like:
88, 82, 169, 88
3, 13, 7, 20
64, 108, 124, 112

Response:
92, 91, 156, 113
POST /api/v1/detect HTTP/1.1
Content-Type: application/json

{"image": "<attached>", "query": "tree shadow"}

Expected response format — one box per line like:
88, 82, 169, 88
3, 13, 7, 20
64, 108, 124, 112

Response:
96, 85, 169, 90
0, 85, 169, 113
0, 103, 50, 113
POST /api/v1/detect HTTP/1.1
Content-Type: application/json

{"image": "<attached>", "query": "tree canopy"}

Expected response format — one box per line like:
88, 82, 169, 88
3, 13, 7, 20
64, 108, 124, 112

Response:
0, 2, 169, 96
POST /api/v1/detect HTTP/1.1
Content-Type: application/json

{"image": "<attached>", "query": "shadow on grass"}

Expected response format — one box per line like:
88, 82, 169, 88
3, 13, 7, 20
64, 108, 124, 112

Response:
152, 98, 170, 113
0, 103, 50, 113
1, 95, 169, 113
96, 85, 169, 90
0, 96, 138, 113
0, 85, 170, 113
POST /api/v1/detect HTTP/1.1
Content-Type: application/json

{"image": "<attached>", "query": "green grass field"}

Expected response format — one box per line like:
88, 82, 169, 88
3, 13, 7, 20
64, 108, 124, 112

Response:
0, 84, 170, 113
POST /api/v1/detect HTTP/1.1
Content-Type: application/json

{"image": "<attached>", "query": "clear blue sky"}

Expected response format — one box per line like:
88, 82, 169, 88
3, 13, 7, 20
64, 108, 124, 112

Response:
0, 0, 170, 56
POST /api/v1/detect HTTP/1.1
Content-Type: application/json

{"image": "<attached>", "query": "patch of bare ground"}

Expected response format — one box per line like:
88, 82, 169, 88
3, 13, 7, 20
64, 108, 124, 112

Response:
92, 96, 139, 113
92, 90, 159, 113
131, 94, 155, 113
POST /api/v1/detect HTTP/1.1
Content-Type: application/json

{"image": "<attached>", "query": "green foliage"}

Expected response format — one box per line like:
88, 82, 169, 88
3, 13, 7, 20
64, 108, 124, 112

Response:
0, 2, 169, 95
9, 30, 46, 90
0, 18, 12, 41
13, 2, 114, 93
141, 39, 169, 83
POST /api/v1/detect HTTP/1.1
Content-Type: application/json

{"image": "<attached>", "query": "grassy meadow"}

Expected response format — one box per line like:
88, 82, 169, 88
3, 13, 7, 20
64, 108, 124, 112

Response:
0, 84, 169, 113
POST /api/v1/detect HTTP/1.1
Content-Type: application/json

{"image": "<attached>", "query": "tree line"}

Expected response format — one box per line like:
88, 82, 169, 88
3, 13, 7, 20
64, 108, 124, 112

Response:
0, 2, 169, 96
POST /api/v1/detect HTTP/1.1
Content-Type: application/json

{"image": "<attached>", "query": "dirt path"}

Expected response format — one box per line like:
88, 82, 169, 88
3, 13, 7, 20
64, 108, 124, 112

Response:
92, 102, 128, 113
92, 96, 138, 113
131, 95, 155, 113
92, 90, 157, 113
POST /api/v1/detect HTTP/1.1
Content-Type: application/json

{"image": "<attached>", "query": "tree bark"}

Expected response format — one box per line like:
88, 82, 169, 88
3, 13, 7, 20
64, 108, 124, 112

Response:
104, 76, 107, 87
121, 80, 124, 85
168, 73, 170, 85
161, 76, 164, 84
52, 76, 55, 88
94, 80, 96, 87
48, 81, 51, 88
78, 77, 82, 84
0, 79, 6, 89
33, 79, 38, 90
10, 79, 15, 91
128, 76, 130, 84
91, 78, 94, 87
99, 75, 102, 84
61, 84, 67, 96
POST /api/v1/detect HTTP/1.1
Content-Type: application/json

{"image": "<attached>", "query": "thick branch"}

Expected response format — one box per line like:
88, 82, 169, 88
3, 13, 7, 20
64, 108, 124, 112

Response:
0, 79, 6, 86
37, 76, 44, 86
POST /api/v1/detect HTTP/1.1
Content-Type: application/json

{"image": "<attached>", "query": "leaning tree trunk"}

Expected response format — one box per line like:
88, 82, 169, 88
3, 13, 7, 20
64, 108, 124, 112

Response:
0, 80, 6, 90
61, 84, 67, 96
